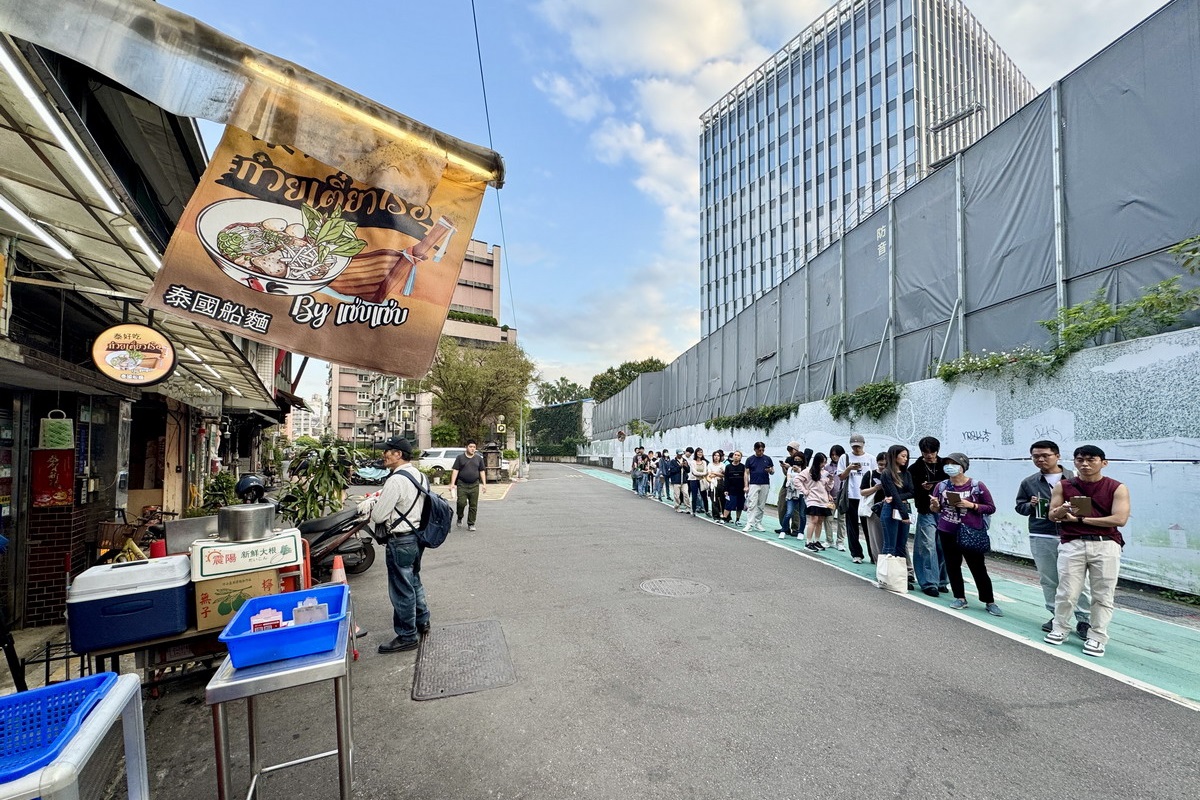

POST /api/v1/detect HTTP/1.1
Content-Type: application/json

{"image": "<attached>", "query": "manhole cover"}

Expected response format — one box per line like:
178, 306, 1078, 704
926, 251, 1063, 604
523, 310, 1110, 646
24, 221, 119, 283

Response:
639, 578, 711, 597
412, 620, 516, 701
1115, 594, 1196, 618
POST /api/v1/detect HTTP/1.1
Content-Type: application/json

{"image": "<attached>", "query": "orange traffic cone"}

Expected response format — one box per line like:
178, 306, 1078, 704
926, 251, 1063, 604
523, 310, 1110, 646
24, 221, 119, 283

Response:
330, 554, 347, 584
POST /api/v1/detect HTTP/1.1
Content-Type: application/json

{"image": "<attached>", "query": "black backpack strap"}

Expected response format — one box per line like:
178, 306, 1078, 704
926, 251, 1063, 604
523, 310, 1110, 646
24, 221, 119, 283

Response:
388, 469, 429, 534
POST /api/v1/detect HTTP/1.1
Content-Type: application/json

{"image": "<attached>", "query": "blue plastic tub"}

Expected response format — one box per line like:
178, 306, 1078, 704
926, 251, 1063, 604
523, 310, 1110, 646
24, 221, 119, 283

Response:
219, 584, 349, 669
0, 672, 118, 783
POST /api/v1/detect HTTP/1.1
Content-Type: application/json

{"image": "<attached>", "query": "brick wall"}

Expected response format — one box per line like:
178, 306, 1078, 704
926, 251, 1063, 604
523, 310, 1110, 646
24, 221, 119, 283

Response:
24, 504, 106, 627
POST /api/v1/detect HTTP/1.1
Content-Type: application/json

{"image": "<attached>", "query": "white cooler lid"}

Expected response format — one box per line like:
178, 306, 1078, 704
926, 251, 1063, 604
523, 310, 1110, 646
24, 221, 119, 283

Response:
68, 555, 192, 602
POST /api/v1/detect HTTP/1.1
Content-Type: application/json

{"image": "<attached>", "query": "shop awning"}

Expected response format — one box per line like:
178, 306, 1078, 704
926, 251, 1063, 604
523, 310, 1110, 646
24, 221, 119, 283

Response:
0, 35, 276, 407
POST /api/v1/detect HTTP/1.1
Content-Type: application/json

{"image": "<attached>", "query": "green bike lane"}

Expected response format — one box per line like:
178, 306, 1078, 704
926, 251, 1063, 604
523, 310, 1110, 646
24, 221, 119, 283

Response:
577, 466, 1200, 711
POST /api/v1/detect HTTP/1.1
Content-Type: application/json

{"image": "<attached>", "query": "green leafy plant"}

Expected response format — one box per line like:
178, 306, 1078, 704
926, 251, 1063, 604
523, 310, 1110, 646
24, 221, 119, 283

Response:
276, 443, 351, 523
705, 403, 796, 434
531, 402, 587, 455
625, 419, 654, 439
937, 277, 1200, 383
502, 449, 519, 461
430, 422, 460, 446
826, 380, 902, 422
202, 471, 237, 510
934, 345, 1057, 382
826, 392, 854, 422
447, 310, 499, 326
1119, 276, 1200, 338
1170, 234, 1200, 274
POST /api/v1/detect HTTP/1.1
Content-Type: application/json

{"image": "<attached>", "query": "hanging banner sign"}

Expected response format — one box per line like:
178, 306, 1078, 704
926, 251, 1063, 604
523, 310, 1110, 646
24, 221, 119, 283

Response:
32, 449, 75, 507
143, 127, 488, 378
91, 323, 177, 386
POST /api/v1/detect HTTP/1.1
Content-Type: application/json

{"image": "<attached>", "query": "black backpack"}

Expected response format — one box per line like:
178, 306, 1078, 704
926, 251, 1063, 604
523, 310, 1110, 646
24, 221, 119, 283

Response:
389, 469, 453, 548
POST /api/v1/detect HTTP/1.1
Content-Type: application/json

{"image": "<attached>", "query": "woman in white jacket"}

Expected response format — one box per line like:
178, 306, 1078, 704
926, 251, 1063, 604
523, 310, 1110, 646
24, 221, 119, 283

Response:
689, 449, 710, 516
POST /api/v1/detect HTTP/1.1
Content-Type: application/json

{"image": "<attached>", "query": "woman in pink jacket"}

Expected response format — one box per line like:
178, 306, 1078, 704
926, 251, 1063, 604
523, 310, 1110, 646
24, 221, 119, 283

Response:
798, 452, 834, 551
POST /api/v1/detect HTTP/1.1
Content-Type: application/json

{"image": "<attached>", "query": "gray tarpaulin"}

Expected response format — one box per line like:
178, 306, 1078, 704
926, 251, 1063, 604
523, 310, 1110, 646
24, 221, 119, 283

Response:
964, 289, 1058, 353
737, 309, 756, 389
1062, 0, 1200, 276
845, 207, 891, 350
893, 167, 957, 333
758, 286, 780, 359
779, 270, 807, 375
894, 326, 949, 384
722, 321, 739, 394
962, 94, 1055, 309
845, 347, 879, 390
808, 248, 841, 363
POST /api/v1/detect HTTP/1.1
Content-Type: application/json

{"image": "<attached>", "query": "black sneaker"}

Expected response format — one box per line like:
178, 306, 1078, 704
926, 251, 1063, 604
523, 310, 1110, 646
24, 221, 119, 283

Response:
418, 624, 431, 635
922, 587, 940, 598
1075, 621, 1092, 640
1041, 619, 1054, 633
378, 637, 419, 653
937, 586, 950, 594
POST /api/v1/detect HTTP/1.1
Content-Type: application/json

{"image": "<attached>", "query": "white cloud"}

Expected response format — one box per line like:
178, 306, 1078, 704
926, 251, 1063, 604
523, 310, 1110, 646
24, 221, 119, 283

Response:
532, 72, 614, 121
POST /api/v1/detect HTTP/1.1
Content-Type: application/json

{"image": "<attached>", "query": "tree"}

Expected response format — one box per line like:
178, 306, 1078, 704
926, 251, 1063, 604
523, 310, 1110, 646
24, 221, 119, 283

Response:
293, 434, 320, 451
587, 357, 667, 402
430, 422, 460, 446
424, 337, 536, 444
536, 376, 587, 405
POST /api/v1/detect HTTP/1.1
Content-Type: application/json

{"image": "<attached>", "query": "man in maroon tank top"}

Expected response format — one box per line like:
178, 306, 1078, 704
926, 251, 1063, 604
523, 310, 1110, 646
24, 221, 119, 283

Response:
1043, 445, 1131, 658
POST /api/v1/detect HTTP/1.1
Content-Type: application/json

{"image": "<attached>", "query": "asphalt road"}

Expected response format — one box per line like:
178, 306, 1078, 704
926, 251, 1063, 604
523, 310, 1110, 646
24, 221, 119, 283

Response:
141, 463, 1199, 799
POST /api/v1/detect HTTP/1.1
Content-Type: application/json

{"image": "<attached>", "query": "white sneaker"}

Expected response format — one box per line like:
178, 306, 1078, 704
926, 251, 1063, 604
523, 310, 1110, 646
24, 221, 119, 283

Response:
1082, 638, 1106, 658
778, 532, 786, 539
467, 524, 477, 532
742, 525, 754, 532
753, 525, 767, 532
837, 545, 846, 551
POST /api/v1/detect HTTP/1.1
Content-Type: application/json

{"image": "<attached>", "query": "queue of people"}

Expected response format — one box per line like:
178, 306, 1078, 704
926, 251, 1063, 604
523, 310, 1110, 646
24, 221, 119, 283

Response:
628, 435, 1130, 659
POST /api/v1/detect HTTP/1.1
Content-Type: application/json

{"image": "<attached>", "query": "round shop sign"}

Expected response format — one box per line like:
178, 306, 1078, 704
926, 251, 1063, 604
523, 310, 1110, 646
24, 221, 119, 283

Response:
92, 323, 177, 387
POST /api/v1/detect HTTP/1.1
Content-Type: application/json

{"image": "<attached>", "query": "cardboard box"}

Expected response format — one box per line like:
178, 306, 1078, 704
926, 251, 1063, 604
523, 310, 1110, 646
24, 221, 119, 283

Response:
189, 529, 303, 581
195, 569, 281, 631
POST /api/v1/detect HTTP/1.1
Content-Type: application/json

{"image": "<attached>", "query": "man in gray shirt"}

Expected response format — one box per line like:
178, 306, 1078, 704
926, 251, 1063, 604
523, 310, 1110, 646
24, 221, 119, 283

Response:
451, 439, 488, 531
1015, 439, 1090, 639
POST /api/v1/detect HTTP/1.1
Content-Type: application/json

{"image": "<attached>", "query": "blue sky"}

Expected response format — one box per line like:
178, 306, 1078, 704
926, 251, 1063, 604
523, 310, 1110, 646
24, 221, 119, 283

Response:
161, 0, 1166, 402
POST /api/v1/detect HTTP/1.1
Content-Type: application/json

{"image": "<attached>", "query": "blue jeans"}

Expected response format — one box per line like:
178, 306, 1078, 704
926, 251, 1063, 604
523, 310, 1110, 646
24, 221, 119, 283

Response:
688, 480, 706, 513
781, 496, 806, 534
913, 512, 948, 589
386, 536, 429, 642
880, 502, 911, 557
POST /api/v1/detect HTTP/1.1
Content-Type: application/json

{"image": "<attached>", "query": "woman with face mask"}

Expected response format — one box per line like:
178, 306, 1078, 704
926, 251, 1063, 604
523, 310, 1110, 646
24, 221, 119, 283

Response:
929, 452, 1001, 615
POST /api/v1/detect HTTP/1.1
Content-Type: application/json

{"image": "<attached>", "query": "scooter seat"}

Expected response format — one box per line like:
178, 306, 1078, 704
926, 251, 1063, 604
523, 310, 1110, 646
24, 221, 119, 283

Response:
297, 508, 359, 536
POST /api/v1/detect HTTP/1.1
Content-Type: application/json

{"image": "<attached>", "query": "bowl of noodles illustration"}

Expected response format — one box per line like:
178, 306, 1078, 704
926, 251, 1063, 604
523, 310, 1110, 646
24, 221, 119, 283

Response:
196, 198, 368, 295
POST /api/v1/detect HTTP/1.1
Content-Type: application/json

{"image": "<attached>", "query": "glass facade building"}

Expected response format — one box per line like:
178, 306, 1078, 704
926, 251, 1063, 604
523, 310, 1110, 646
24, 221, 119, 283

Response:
699, 0, 1035, 336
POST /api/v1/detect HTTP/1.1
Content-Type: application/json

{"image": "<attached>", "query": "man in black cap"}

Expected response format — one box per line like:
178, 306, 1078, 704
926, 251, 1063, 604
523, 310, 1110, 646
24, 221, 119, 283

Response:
358, 436, 431, 653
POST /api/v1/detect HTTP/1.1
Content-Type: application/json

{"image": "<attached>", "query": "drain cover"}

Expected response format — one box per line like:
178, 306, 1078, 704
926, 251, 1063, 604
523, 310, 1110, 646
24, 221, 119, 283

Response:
639, 578, 711, 597
412, 620, 516, 701
1115, 594, 1196, 618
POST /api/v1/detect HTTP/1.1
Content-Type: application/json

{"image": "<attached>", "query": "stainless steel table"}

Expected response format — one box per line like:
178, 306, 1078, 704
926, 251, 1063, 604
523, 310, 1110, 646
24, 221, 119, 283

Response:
205, 616, 354, 800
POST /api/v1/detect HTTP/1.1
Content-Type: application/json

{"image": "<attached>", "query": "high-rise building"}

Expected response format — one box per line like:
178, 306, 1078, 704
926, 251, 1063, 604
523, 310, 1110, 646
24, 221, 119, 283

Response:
699, 0, 1035, 336
327, 239, 516, 449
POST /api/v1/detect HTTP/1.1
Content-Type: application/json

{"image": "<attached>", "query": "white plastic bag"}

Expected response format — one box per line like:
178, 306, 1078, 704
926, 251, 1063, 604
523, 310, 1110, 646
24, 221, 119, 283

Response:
877, 554, 908, 593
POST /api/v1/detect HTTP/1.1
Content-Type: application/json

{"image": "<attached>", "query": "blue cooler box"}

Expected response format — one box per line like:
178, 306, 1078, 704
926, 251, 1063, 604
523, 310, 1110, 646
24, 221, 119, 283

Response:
67, 555, 192, 652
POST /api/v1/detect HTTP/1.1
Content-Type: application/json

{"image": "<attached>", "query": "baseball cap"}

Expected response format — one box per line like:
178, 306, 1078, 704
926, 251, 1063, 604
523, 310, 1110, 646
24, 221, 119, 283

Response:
676, 449, 685, 455
382, 436, 414, 457
787, 441, 801, 451
849, 433, 866, 445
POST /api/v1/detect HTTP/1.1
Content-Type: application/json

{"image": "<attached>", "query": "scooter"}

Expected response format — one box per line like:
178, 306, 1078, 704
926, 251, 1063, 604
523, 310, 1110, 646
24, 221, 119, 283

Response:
236, 475, 376, 582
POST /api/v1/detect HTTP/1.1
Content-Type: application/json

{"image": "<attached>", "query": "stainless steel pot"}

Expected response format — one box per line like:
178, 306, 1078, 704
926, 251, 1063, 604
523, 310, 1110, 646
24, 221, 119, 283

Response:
217, 503, 276, 542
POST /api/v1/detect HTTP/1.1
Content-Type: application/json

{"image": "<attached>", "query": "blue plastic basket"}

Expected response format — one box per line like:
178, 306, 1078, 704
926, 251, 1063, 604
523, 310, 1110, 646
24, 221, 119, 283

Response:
219, 584, 349, 669
0, 672, 118, 783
